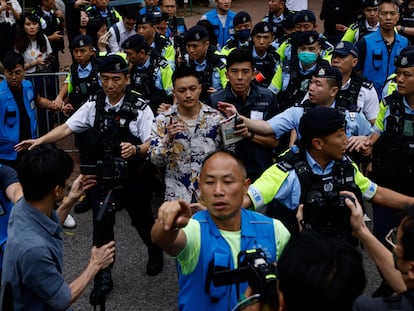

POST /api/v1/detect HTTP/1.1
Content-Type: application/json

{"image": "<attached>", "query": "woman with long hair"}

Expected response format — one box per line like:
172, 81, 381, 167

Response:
14, 13, 55, 136
14, 13, 53, 73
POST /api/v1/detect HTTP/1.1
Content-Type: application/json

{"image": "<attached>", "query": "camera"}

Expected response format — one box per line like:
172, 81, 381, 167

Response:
80, 157, 128, 186
303, 191, 353, 236
212, 248, 278, 308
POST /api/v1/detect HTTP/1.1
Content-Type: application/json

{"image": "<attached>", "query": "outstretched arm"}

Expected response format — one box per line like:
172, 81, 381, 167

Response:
151, 199, 192, 256
14, 123, 73, 152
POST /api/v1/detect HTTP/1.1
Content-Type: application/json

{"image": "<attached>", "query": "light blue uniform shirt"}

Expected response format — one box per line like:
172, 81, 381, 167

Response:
267, 103, 372, 139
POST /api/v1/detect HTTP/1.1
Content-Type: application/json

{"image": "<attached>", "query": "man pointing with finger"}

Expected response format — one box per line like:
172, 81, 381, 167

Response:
151, 150, 290, 311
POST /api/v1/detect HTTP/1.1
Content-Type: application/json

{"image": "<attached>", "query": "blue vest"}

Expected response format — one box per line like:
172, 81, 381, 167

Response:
363, 30, 408, 96
0, 80, 37, 161
204, 9, 236, 49
177, 208, 277, 311
0, 181, 14, 271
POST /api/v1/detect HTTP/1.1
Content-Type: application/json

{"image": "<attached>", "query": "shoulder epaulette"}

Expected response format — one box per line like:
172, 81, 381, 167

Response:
350, 23, 359, 30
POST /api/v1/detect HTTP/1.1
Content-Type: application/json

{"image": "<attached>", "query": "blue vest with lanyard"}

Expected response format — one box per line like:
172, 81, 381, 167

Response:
177, 208, 277, 311
0, 80, 37, 161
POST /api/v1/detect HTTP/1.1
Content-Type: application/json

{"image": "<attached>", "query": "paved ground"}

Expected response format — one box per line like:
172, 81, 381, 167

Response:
59, 0, 381, 310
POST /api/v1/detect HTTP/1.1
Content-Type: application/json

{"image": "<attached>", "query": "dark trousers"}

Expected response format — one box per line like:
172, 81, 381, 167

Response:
91, 176, 162, 258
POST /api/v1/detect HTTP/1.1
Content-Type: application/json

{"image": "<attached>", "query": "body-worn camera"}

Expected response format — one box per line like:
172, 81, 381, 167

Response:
212, 248, 278, 308
303, 191, 354, 236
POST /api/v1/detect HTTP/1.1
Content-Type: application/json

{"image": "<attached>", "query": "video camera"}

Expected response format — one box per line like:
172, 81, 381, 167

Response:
80, 157, 128, 186
212, 248, 278, 309
302, 192, 355, 236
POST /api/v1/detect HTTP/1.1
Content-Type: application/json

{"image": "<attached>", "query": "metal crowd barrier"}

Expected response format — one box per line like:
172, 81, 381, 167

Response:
24, 71, 79, 153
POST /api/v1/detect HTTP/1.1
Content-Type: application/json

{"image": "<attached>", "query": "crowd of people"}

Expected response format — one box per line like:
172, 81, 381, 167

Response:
3, 0, 414, 309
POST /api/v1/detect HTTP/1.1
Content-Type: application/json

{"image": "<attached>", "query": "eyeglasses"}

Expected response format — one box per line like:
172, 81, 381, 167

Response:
386, 227, 398, 248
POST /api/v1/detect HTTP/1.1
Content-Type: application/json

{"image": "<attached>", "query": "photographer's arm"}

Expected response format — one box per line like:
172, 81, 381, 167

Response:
67, 241, 115, 307
56, 175, 97, 224
151, 200, 191, 257
344, 191, 407, 293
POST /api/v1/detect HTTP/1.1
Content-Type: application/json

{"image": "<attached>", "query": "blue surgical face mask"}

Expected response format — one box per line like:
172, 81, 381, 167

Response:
298, 51, 318, 65
235, 29, 251, 42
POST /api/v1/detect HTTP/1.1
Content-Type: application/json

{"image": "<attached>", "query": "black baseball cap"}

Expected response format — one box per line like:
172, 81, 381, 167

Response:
299, 107, 346, 139
333, 41, 359, 58
99, 54, 129, 73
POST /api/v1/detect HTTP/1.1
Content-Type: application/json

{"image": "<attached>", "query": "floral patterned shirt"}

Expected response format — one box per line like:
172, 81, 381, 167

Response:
149, 102, 224, 202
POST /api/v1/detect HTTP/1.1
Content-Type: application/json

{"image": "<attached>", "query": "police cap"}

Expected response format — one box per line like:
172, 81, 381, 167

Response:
99, 54, 129, 73
294, 30, 320, 46
70, 34, 93, 50
333, 41, 359, 58
121, 34, 148, 51
184, 25, 209, 43
299, 107, 346, 140
394, 46, 414, 68
136, 12, 157, 25
293, 10, 316, 25
313, 66, 343, 88
251, 21, 273, 36
362, 0, 380, 8
233, 11, 251, 27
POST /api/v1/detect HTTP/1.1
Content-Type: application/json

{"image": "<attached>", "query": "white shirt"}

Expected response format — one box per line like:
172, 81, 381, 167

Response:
108, 20, 136, 53
66, 94, 154, 143
285, 0, 307, 11
0, 0, 22, 25
23, 35, 53, 73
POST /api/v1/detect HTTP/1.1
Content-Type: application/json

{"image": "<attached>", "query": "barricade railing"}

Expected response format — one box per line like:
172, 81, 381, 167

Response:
24, 71, 79, 153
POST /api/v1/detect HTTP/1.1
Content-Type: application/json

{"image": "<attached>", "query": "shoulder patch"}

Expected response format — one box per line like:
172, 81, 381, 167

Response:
350, 23, 359, 30
276, 161, 293, 172
362, 80, 374, 90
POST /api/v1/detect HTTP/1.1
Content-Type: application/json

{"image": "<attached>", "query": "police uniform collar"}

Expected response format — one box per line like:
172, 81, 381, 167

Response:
305, 150, 336, 175
365, 20, 379, 31
77, 62, 93, 73
252, 47, 267, 59
230, 85, 251, 98
341, 78, 352, 90
194, 58, 207, 67
136, 57, 151, 70
298, 61, 317, 74
104, 94, 126, 111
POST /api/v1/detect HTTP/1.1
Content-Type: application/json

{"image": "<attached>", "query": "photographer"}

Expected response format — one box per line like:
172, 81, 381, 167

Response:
151, 150, 291, 311
243, 108, 414, 235
15, 54, 163, 305
1, 145, 115, 311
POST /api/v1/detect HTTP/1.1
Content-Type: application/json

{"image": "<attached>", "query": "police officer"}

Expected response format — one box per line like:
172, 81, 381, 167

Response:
243, 108, 414, 236
221, 66, 372, 153
331, 41, 379, 125
277, 10, 334, 64
121, 34, 173, 114
85, 0, 121, 29
137, 11, 176, 70
221, 11, 252, 56
208, 49, 279, 181
262, 0, 295, 48
55, 34, 101, 214
342, 0, 380, 44
249, 21, 280, 88
270, 30, 329, 110
183, 25, 227, 103
15, 54, 164, 305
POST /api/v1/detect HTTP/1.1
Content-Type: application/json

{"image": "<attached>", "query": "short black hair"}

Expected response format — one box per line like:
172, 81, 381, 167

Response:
172, 66, 200, 86
379, 0, 400, 10
17, 145, 74, 201
3, 51, 24, 70
201, 149, 247, 179
226, 48, 254, 69
278, 232, 366, 311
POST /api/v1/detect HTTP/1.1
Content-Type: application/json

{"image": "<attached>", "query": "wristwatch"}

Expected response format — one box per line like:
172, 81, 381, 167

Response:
135, 145, 141, 155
